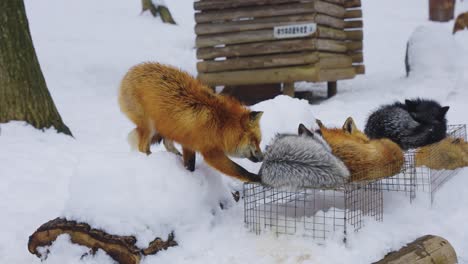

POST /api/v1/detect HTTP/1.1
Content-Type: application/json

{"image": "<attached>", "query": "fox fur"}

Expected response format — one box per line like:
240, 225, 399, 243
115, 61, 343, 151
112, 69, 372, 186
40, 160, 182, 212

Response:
259, 124, 350, 190
118, 62, 264, 182
416, 137, 468, 170
317, 117, 404, 181
454, 12, 468, 34
364, 99, 449, 150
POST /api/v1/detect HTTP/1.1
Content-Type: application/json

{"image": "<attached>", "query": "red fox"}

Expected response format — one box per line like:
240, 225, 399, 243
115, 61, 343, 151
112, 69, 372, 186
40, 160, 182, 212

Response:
416, 137, 468, 170
454, 12, 468, 34
118, 62, 264, 182
317, 117, 404, 181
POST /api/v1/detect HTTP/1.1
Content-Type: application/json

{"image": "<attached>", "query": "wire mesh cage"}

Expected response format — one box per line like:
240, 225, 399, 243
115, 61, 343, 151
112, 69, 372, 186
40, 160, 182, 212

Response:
243, 180, 383, 242
380, 124, 467, 203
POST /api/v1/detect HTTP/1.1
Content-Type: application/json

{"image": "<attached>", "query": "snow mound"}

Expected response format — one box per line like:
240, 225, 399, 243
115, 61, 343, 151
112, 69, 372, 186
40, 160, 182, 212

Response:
406, 24, 462, 77
62, 152, 232, 248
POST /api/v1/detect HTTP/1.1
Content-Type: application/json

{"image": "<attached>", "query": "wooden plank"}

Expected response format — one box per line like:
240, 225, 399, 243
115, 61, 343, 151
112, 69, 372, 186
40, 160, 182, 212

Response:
345, 30, 363, 40
322, 0, 345, 5
197, 39, 316, 59
314, 1, 346, 18
345, 0, 361, 8
194, 1, 345, 23
317, 67, 356, 81
194, 0, 301, 11
374, 235, 457, 264
344, 9, 362, 19
195, 14, 317, 35
344, 20, 363, 29
198, 65, 320, 85
196, 38, 347, 60
197, 52, 319, 73
316, 14, 345, 29
316, 39, 347, 52
195, 2, 317, 23
346, 41, 362, 51
353, 64, 365, 74
195, 14, 345, 35
349, 52, 363, 63
318, 54, 352, 69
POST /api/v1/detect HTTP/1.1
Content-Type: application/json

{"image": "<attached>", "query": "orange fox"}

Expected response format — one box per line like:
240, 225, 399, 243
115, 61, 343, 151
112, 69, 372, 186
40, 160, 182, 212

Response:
454, 12, 468, 34
416, 137, 468, 170
316, 117, 404, 181
118, 62, 264, 182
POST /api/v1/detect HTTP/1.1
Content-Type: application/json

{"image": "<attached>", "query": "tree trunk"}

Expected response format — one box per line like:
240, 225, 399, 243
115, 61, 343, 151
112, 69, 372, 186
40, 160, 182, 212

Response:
141, 0, 177, 25
0, 0, 72, 136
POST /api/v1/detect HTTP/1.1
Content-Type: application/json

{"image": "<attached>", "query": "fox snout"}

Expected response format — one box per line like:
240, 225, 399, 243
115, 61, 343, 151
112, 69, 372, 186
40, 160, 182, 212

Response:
248, 150, 264, 162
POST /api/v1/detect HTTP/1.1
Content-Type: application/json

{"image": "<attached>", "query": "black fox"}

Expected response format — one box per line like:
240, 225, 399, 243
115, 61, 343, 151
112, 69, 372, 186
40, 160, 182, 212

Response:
364, 99, 449, 150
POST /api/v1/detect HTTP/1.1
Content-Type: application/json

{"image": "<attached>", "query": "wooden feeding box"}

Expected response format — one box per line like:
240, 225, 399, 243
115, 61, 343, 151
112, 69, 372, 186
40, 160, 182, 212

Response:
194, 0, 365, 99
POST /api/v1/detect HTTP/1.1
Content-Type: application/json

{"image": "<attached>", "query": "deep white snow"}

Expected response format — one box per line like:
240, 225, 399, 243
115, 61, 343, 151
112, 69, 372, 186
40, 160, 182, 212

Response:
1, 0, 468, 263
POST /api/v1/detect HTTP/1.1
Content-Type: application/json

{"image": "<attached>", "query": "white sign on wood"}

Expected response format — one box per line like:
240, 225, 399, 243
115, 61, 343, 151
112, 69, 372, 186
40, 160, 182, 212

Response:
273, 23, 317, 39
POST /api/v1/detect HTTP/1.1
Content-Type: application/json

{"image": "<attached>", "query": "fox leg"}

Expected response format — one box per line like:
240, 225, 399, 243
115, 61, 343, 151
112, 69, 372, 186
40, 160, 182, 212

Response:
164, 139, 182, 156
183, 147, 196, 172
201, 149, 260, 182
136, 126, 154, 155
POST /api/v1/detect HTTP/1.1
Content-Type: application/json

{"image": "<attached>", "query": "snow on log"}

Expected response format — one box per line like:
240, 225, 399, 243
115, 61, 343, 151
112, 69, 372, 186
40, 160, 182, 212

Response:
28, 218, 177, 264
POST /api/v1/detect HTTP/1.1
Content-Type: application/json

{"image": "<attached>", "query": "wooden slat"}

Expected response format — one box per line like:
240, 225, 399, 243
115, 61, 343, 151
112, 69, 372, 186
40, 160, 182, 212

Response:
318, 67, 356, 81
198, 65, 320, 85
195, 26, 346, 48
314, 1, 346, 18
194, 0, 300, 11
322, 0, 345, 5
316, 39, 347, 52
344, 9, 362, 19
194, 1, 346, 23
197, 39, 315, 59
195, 14, 345, 35
318, 55, 353, 69
349, 52, 363, 63
344, 20, 363, 29
196, 38, 347, 60
195, 3, 317, 23
346, 41, 362, 51
353, 64, 365, 74
345, 0, 361, 8
197, 52, 319, 73
345, 30, 363, 40
195, 14, 317, 35
316, 14, 345, 29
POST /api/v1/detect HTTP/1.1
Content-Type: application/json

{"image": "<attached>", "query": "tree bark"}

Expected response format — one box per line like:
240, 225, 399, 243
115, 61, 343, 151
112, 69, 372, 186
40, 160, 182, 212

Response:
0, 0, 72, 136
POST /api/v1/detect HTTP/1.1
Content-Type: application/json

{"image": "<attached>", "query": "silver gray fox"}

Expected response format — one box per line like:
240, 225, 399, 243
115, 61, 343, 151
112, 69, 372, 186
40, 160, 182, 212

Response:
259, 124, 350, 190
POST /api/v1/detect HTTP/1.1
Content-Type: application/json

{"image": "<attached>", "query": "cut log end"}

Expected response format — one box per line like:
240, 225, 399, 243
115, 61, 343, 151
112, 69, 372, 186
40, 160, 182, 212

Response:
28, 218, 177, 264
374, 235, 457, 264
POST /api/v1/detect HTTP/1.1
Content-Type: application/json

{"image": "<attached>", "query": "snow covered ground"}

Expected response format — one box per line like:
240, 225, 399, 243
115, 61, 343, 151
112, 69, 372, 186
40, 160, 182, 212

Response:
1, 0, 468, 263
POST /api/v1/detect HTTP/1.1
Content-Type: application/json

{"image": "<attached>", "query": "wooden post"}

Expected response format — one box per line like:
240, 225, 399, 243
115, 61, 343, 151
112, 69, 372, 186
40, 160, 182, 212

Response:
374, 235, 457, 264
429, 0, 455, 22
283, 82, 295, 97
327, 81, 337, 98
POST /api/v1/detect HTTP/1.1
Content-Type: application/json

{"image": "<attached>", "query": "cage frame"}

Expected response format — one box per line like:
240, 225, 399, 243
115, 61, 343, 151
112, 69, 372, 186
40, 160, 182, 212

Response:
243, 179, 383, 243
379, 124, 467, 204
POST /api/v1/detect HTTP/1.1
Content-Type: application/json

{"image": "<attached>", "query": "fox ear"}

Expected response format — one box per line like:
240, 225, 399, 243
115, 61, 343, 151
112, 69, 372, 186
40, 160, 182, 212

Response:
298, 123, 313, 137
316, 119, 324, 129
342, 117, 357, 134
249, 111, 263, 123
405, 99, 416, 111
440, 106, 449, 116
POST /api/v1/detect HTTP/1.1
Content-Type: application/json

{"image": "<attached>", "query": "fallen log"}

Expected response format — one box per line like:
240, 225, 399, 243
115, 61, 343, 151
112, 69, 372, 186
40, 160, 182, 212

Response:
28, 218, 177, 264
374, 235, 457, 264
